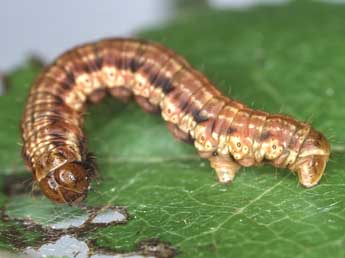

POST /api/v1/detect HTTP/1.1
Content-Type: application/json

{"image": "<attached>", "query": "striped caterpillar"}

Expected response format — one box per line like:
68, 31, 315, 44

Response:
21, 38, 331, 204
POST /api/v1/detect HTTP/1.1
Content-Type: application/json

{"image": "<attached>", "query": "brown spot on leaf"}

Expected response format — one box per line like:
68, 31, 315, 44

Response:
137, 238, 177, 258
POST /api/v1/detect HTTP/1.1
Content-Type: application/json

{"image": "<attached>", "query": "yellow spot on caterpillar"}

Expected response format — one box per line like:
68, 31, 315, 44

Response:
171, 115, 178, 123
142, 89, 149, 97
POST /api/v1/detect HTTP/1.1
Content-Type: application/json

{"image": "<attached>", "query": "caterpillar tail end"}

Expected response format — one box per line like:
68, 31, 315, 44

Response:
296, 154, 329, 188
294, 130, 331, 188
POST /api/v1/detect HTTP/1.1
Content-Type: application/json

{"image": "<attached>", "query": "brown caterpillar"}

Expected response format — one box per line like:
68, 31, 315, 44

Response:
21, 38, 331, 204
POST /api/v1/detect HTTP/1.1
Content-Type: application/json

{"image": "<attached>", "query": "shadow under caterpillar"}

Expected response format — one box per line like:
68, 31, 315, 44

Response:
21, 38, 331, 204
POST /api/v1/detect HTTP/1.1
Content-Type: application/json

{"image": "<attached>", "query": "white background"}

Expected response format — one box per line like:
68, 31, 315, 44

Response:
0, 0, 295, 71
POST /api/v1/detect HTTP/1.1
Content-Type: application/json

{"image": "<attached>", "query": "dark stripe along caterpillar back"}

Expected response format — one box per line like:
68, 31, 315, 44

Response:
21, 38, 331, 203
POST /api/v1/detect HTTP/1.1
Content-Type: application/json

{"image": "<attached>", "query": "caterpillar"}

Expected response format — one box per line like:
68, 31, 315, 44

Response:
21, 38, 331, 204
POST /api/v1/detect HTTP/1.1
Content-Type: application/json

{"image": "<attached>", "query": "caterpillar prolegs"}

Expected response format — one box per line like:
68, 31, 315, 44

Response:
21, 38, 331, 204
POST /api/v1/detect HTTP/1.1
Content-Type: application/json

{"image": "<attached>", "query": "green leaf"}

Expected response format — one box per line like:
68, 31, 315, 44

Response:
1, 2, 345, 258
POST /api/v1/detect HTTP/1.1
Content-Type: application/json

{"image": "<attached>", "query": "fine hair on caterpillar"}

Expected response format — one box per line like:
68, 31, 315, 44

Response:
21, 38, 331, 204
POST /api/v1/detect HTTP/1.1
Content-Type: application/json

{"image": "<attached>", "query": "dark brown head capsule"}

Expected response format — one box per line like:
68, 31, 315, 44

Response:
38, 162, 90, 203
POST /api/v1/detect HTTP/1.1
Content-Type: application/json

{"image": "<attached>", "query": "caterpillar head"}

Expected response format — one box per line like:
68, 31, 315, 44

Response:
293, 130, 331, 188
39, 162, 90, 204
